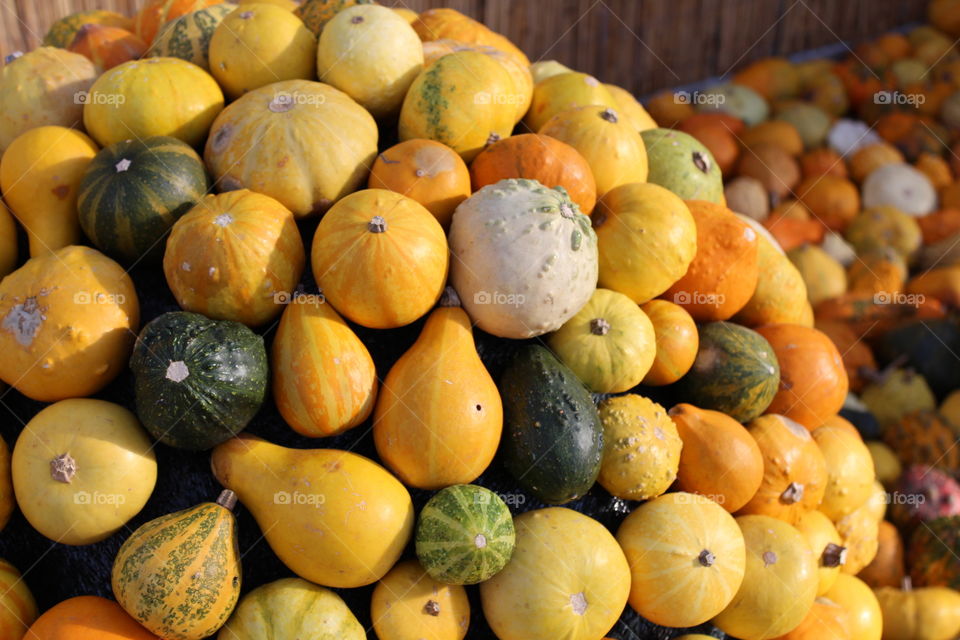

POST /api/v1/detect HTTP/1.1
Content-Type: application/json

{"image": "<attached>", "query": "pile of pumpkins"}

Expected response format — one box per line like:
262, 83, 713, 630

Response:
1, 0, 960, 638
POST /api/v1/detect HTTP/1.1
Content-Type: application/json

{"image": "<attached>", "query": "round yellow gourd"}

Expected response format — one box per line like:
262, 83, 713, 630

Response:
83, 57, 224, 147
318, 5, 423, 117
524, 71, 617, 132
0, 126, 98, 257
0, 194, 17, 278
0, 246, 139, 401
12, 399, 156, 546
812, 425, 875, 521
794, 509, 845, 596
605, 83, 657, 131
210, 4, 317, 99
371, 559, 470, 640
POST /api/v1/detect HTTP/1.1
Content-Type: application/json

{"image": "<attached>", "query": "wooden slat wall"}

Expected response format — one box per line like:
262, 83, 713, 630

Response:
0, 0, 928, 96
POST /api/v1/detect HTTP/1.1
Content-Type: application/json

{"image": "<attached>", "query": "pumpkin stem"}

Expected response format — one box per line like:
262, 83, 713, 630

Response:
780, 482, 804, 504
439, 286, 461, 308
368, 216, 387, 233
821, 543, 847, 568
351, 14, 364, 23
599, 108, 618, 123
903, 575, 913, 591
692, 150, 712, 174
216, 489, 238, 511
590, 318, 611, 335
50, 453, 77, 483
485, 132, 501, 146
423, 600, 441, 616
697, 549, 716, 567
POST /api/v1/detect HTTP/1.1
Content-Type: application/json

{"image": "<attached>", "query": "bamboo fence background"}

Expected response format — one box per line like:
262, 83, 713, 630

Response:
0, 0, 929, 95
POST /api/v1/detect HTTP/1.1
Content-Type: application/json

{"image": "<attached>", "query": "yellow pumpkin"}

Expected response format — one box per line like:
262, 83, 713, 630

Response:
547, 288, 656, 393
0, 126, 98, 257
812, 425, 876, 521
399, 51, 516, 162
738, 414, 828, 524
318, 5, 423, 117
311, 189, 448, 329
875, 586, 960, 640
795, 510, 846, 596
373, 289, 502, 489
212, 435, 414, 588
272, 294, 377, 438
524, 72, 617, 132
597, 394, 682, 501
0, 559, 36, 640
823, 574, 882, 640
605, 83, 657, 131
393, 6, 417, 23
0, 47, 96, 155
641, 299, 699, 386
84, 57, 224, 148
539, 105, 649, 196
788, 244, 848, 306
210, 5, 317, 100
770, 597, 851, 640
0, 199, 16, 278
734, 221, 812, 327
163, 190, 305, 327
617, 492, 747, 627
12, 399, 156, 545
593, 182, 697, 303
530, 59, 573, 84
372, 559, 470, 640
713, 515, 818, 640
205, 79, 377, 218
834, 482, 884, 575
0, 246, 139, 401
480, 508, 630, 640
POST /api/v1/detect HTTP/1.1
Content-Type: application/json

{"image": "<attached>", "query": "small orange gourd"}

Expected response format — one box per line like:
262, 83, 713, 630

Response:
68, 25, 147, 70
822, 574, 882, 640
25, 596, 158, 640
857, 520, 904, 589
769, 597, 851, 640
640, 299, 699, 386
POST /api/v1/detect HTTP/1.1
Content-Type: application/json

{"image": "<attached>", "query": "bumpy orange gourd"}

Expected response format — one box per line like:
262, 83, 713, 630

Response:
738, 414, 827, 525
311, 189, 448, 329
669, 404, 764, 513
756, 324, 848, 430
374, 290, 502, 489
26, 596, 158, 640
368, 139, 471, 229
640, 299, 699, 386
797, 175, 860, 232
272, 295, 378, 438
664, 199, 760, 321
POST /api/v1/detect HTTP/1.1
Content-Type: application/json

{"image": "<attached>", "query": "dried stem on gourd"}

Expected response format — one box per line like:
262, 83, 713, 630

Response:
423, 600, 441, 616
50, 453, 77, 483
368, 216, 387, 233
780, 482, 804, 504
821, 543, 847, 568
217, 489, 238, 511
698, 549, 715, 567
439, 286, 461, 308
599, 108, 618, 123
590, 318, 610, 336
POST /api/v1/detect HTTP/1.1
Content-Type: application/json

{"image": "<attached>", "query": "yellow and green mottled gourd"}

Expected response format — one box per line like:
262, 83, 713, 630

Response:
151, 4, 236, 71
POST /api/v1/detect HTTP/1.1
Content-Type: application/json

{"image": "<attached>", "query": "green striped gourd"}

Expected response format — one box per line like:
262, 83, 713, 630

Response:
150, 4, 235, 70
78, 136, 209, 264
415, 484, 516, 585
112, 490, 241, 640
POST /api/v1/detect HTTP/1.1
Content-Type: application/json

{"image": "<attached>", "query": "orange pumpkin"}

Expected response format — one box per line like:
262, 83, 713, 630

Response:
814, 292, 946, 342
857, 520, 904, 589
678, 118, 741, 177
669, 403, 764, 513
814, 320, 877, 393
645, 90, 694, 126
849, 143, 905, 183
737, 143, 801, 201
740, 121, 805, 156
412, 8, 529, 67
916, 152, 953, 189
918, 208, 960, 244
822, 574, 882, 640
941, 181, 960, 209
906, 266, 960, 306
733, 57, 800, 101
797, 175, 861, 231
664, 199, 760, 322
846, 249, 908, 295
640, 299, 699, 386
770, 597, 851, 640
68, 25, 146, 70
469, 133, 597, 215
133, 0, 221, 44
763, 212, 826, 251
737, 414, 827, 525
678, 112, 746, 135
25, 595, 158, 639
756, 324, 848, 430
368, 139, 470, 229
311, 189, 448, 329
800, 148, 848, 180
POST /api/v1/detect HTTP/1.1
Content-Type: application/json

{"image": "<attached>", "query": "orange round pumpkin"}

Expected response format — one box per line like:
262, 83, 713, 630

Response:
68, 25, 147, 70
646, 90, 694, 126
678, 118, 741, 177
822, 574, 882, 640
915, 152, 953, 189
738, 414, 827, 525
368, 139, 470, 230
756, 324, 848, 430
918, 208, 960, 244
737, 143, 801, 201
470, 133, 597, 215
669, 403, 764, 513
740, 121, 805, 156
770, 597, 851, 640
640, 299, 699, 386
311, 189, 448, 329
797, 175, 860, 232
800, 148, 848, 180
857, 519, 904, 589
664, 199, 760, 322
25, 595, 157, 639
813, 320, 877, 394
849, 142, 905, 183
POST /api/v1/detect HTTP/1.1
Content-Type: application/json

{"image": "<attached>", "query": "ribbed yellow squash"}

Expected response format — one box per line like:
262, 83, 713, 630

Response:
0, 126, 98, 256
373, 289, 502, 489
272, 294, 378, 437
617, 492, 746, 627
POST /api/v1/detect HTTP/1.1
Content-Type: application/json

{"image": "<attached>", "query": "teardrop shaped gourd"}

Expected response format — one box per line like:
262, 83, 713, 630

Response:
211, 435, 414, 588
272, 295, 377, 438
112, 491, 241, 640
374, 292, 502, 489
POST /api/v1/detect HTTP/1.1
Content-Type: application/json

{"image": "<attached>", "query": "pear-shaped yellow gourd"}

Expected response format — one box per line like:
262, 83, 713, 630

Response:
0, 126, 98, 257
373, 288, 503, 490
211, 434, 414, 588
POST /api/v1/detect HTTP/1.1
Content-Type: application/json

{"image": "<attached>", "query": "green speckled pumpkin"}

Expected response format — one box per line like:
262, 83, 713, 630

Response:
112, 490, 241, 640
129, 311, 268, 450
678, 321, 780, 423
415, 484, 516, 585
43, 10, 133, 48
295, 0, 375, 35
909, 515, 960, 589
641, 128, 725, 204
150, 4, 235, 70
78, 136, 209, 264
